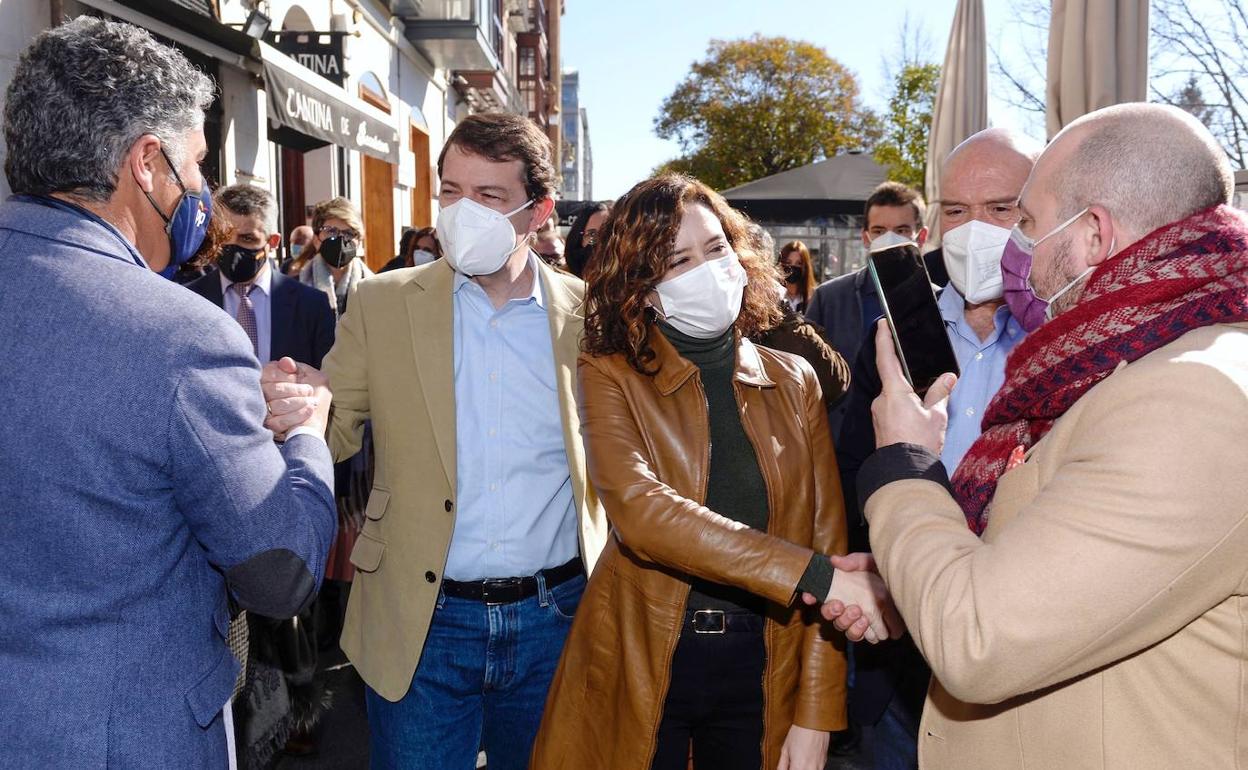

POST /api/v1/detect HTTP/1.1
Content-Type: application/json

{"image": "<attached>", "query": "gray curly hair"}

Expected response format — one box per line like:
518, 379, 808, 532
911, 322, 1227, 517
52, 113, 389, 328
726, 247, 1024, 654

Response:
4, 16, 216, 201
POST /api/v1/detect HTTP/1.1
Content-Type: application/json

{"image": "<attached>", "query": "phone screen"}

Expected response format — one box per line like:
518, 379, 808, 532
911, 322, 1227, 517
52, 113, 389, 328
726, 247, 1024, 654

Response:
867, 242, 960, 395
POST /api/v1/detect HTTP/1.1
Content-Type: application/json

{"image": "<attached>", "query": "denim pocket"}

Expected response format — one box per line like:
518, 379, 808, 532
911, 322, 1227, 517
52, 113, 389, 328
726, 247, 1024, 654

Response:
546, 574, 585, 620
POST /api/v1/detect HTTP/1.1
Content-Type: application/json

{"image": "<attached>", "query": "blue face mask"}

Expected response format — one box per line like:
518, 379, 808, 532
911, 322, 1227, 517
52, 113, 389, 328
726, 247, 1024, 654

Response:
146, 146, 211, 279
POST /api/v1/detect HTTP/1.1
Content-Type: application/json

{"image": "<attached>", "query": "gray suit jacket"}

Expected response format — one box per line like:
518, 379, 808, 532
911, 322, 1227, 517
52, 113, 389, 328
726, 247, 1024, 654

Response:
0, 196, 336, 768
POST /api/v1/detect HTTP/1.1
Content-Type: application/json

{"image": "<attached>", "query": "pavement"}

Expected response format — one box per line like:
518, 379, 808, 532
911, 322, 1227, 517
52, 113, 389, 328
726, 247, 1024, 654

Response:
271, 665, 875, 770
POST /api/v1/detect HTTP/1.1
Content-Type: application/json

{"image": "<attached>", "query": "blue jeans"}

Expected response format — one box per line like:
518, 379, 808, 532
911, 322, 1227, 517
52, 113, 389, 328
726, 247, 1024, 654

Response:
365, 572, 585, 770
872, 697, 919, 770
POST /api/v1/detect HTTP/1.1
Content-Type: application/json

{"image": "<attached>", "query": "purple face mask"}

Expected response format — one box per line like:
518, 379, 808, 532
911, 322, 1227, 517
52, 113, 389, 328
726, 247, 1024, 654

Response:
1001, 208, 1099, 332
1000, 229, 1049, 332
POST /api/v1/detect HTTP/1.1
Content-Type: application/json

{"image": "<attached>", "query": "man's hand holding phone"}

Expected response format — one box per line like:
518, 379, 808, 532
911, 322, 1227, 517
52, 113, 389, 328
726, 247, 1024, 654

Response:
871, 319, 956, 454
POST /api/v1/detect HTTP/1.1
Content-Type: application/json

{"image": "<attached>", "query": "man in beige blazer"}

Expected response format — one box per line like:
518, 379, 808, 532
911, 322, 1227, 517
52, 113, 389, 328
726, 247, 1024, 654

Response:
832, 103, 1248, 768
318, 113, 607, 768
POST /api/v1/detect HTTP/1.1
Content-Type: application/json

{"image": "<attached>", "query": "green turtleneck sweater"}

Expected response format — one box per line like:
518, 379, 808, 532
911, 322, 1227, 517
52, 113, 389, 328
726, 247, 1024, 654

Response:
660, 323, 834, 612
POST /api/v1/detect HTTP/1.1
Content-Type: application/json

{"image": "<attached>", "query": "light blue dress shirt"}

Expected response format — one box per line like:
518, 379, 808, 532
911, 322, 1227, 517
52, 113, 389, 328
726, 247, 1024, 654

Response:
445, 255, 579, 581
220, 265, 272, 363
938, 283, 1026, 474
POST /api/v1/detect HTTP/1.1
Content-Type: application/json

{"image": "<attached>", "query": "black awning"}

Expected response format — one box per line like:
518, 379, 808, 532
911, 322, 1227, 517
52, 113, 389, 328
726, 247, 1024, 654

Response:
263, 59, 399, 165
116, 0, 257, 56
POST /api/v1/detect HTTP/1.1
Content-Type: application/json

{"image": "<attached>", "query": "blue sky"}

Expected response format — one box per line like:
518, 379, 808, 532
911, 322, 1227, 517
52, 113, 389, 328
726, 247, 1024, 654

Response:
560, 0, 1044, 199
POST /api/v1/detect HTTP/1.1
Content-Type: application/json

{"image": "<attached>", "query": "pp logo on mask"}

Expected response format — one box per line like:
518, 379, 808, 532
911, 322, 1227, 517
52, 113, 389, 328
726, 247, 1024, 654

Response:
194, 200, 207, 228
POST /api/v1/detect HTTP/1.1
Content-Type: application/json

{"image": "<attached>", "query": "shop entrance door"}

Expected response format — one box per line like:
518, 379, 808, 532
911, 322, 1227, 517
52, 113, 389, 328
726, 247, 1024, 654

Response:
361, 153, 395, 273
278, 146, 307, 245
411, 124, 432, 229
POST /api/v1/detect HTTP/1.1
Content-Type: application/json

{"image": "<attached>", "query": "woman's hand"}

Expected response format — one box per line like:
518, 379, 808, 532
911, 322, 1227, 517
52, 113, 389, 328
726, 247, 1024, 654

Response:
810, 554, 905, 643
777, 724, 829, 770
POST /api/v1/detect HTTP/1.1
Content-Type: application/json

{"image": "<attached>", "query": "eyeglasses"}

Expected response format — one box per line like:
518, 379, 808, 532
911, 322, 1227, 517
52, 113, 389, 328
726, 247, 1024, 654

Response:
582, 230, 598, 246
318, 225, 360, 243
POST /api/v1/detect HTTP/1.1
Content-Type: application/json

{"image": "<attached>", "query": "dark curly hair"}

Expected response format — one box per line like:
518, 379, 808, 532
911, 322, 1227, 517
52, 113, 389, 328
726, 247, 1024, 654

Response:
583, 174, 783, 374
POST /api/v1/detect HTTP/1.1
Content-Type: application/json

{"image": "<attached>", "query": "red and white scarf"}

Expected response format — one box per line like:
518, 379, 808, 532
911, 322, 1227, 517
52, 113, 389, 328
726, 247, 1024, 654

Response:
951, 205, 1248, 534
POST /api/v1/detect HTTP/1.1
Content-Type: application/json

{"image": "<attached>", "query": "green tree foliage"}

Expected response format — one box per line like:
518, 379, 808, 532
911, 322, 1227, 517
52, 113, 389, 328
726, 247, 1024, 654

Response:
654, 35, 877, 190
872, 63, 941, 189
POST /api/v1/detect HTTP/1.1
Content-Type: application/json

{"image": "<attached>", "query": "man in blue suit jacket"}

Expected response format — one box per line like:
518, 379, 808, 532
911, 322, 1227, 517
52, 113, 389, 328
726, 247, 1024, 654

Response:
0, 18, 336, 768
188, 185, 336, 368
188, 184, 337, 762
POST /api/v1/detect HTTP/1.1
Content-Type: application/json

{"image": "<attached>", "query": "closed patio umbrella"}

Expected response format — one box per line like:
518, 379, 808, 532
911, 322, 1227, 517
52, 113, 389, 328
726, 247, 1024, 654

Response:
924, 0, 988, 244
1046, 0, 1149, 137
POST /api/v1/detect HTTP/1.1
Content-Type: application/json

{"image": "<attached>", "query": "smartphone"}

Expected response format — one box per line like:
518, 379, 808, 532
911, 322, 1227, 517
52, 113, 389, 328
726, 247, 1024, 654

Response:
867, 241, 960, 396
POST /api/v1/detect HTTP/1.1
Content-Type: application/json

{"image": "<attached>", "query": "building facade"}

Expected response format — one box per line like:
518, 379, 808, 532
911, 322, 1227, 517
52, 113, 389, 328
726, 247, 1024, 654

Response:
0, 0, 565, 272
559, 68, 591, 201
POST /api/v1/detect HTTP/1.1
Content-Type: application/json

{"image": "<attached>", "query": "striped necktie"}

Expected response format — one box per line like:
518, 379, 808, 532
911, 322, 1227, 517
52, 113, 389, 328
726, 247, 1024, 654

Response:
230, 282, 258, 357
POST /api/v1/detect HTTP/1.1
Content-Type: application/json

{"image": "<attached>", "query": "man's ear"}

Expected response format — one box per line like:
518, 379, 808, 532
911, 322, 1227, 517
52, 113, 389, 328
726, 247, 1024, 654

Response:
267, 233, 282, 251
860, 229, 872, 248
527, 197, 556, 234
128, 134, 164, 194
916, 226, 930, 248
1087, 205, 1116, 266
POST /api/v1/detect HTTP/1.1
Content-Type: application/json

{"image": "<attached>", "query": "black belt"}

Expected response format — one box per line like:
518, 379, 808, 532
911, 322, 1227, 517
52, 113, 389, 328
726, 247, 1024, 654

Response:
684, 608, 766, 635
441, 557, 583, 605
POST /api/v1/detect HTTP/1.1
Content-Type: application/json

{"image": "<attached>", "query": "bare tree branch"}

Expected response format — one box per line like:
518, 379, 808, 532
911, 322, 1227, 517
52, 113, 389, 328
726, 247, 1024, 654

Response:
991, 0, 1049, 126
1151, 0, 1248, 167
990, 42, 1045, 113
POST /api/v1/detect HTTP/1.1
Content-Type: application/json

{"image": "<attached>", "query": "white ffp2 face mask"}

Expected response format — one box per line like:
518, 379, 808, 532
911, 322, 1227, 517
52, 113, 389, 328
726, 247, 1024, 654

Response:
868, 231, 916, 252
437, 197, 533, 276
654, 252, 748, 339
941, 219, 1012, 303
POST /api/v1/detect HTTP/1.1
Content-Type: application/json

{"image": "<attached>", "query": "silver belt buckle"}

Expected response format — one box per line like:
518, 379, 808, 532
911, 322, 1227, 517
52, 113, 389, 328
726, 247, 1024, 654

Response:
692, 609, 726, 634
481, 578, 517, 605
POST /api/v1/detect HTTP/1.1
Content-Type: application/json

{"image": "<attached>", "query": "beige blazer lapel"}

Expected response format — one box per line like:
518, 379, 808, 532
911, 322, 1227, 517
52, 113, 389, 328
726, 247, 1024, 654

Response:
538, 261, 607, 571
405, 261, 457, 492
540, 263, 584, 503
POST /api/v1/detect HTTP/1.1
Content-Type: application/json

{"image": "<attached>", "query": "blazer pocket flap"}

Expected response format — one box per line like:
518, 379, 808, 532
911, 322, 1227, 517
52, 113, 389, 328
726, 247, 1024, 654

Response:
185, 646, 239, 728
363, 489, 391, 521
349, 531, 385, 573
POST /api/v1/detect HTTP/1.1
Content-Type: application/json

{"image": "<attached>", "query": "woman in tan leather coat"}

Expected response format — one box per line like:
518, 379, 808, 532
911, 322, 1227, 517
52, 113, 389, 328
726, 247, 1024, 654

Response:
530, 175, 893, 770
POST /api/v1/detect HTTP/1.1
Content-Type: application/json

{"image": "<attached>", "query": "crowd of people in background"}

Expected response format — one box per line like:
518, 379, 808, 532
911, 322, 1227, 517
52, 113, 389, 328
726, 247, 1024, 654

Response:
4, 15, 1248, 770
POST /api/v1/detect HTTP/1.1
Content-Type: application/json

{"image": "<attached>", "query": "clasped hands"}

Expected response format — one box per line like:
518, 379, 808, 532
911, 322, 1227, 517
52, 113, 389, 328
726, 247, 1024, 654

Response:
260, 357, 332, 439
796, 320, 962, 645
801, 553, 905, 644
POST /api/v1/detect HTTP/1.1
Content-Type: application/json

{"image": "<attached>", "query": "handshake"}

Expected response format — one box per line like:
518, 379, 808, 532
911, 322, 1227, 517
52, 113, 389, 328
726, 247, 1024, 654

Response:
803, 553, 905, 645
259, 357, 333, 439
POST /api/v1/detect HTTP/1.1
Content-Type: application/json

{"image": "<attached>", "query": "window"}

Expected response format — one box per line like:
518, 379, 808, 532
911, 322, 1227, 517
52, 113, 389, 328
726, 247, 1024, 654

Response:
358, 71, 390, 112
519, 79, 537, 114
491, 0, 504, 61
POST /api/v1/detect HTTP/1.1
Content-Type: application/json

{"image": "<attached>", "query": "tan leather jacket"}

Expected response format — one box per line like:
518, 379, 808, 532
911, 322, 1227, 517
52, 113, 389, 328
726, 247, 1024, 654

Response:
531, 329, 848, 770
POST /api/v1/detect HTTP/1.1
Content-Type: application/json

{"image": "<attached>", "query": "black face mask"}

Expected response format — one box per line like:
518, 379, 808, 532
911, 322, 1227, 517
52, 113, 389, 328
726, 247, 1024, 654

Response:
319, 236, 357, 268
217, 244, 265, 284
784, 264, 806, 284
